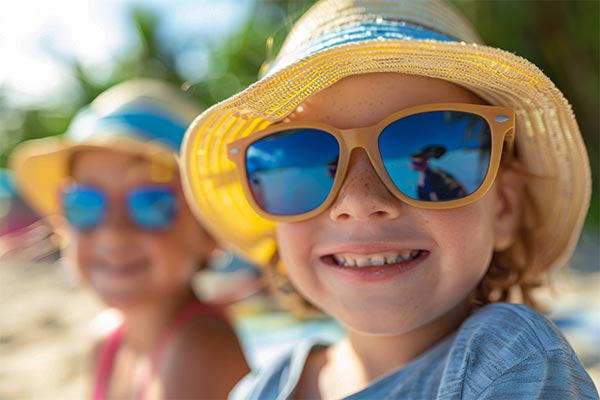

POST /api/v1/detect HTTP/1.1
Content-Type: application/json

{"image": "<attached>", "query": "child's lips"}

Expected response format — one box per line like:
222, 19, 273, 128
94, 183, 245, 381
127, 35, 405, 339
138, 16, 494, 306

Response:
319, 248, 429, 282
93, 258, 149, 279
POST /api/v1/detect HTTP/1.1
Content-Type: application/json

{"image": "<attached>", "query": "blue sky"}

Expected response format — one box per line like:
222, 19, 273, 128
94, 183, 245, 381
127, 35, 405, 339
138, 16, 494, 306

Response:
0, 0, 250, 106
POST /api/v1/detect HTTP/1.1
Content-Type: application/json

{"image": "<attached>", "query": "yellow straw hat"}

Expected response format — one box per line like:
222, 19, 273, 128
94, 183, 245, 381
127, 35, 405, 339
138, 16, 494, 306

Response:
11, 79, 203, 217
181, 0, 591, 275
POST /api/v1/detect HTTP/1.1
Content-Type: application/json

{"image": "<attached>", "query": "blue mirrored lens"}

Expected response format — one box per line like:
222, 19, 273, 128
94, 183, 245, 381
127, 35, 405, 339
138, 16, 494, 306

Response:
379, 111, 491, 201
62, 186, 106, 230
246, 128, 339, 215
127, 187, 177, 229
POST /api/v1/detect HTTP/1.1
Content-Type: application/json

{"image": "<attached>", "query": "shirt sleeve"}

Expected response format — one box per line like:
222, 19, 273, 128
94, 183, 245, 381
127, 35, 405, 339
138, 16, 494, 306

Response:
477, 348, 599, 399
448, 304, 599, 400
229, 371, 260, 400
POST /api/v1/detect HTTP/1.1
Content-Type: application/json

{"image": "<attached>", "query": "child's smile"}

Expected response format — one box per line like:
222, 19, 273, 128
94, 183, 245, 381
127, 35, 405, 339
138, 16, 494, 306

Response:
87, 252, 151, 299
320, 243, 428, 282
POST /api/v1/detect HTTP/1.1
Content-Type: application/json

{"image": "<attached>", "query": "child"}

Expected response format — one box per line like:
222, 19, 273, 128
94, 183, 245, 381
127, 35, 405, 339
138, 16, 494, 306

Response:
10, 79, 250, 399
180, 0, 599, 398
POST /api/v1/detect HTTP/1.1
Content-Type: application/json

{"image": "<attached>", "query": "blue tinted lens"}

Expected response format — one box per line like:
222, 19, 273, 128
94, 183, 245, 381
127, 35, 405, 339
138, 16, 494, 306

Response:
379, 111, 491, 202
62, 186, 106, 230
127, 187, 177, 229
246, 128, 339, 215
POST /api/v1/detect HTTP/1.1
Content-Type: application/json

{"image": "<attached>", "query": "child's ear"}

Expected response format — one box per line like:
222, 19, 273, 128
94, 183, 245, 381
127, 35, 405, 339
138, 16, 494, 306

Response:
492, 161, 525, 252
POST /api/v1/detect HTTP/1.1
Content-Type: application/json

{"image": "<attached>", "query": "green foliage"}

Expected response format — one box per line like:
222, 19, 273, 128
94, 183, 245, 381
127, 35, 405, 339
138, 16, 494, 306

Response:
185, 1, 314, 106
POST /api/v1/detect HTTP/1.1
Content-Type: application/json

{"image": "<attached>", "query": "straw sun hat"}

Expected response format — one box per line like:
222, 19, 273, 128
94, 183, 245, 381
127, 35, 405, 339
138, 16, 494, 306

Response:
181, 0, 591, 275
11, 79, 203, 217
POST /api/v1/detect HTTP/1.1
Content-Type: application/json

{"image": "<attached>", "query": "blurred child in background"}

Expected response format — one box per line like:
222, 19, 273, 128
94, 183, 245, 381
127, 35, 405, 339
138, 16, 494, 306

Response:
180, 0, 598, 398
11, 79, 249, 399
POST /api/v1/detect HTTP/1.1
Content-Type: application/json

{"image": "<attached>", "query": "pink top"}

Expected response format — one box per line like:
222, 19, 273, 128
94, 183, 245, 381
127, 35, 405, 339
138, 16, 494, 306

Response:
92, 301, 225, 400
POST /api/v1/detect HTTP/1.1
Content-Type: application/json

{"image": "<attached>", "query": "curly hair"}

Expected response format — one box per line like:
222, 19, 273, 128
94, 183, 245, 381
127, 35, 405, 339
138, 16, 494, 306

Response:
468, 171, 549, 311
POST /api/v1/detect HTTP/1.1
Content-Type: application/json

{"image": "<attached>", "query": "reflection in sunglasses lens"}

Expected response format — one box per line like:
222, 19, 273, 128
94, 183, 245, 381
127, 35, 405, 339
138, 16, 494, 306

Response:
379, 111, 491, 202
246, 128, 339, 215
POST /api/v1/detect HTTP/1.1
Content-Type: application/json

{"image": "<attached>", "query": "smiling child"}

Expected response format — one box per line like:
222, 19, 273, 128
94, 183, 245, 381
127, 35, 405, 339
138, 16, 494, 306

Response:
180, 0, 597, 398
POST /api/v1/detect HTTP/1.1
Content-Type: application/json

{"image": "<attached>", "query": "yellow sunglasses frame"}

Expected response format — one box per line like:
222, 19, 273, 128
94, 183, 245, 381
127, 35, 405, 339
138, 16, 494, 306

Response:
228, 102, 515, 222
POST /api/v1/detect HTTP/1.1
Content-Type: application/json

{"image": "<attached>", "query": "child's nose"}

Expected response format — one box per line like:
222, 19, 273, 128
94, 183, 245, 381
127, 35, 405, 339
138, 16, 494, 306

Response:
103, 201, 135, 231
328, 150, 402, 221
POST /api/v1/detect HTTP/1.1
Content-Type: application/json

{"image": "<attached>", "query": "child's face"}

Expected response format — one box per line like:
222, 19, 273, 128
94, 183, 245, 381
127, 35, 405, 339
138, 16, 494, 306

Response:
275, 73, 521, 335
66, 149, 215, 309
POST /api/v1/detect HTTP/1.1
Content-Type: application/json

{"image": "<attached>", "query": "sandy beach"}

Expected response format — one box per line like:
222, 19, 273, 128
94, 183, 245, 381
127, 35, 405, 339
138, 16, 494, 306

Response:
1, 230, 598, 399
0, 259, 102, 399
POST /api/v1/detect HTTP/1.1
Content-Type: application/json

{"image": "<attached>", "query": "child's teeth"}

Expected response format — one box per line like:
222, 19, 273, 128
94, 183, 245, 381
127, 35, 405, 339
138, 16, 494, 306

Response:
356, 258, 370, 267
333, 255, 345, 265
371, 255, 385, 266
384, 255, 399, 264
333, 251, 421, 267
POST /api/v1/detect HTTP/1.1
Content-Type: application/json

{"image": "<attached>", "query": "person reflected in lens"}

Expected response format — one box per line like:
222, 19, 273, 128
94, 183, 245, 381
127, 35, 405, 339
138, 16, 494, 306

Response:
410, 146, 467, 201
327, 157, 338, 179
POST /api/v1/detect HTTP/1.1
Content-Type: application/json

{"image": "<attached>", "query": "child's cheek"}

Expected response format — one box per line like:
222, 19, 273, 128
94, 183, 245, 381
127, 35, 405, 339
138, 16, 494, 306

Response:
426, 203, 496, 266
275, 222, 311, 271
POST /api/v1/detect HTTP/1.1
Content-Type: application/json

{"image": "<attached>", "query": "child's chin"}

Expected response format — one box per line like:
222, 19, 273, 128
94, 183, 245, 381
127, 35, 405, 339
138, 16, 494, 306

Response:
97, 291, 151, 311
335, 309, 421, 336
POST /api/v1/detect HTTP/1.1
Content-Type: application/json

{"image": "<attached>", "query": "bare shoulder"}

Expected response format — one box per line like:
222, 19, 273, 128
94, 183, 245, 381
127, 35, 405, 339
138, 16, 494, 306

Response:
159, 312, 250, 399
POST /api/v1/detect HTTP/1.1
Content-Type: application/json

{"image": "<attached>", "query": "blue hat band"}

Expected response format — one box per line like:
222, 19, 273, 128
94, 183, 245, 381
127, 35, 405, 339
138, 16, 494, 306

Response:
267, 20, 458, 76
67, 104, 189, 151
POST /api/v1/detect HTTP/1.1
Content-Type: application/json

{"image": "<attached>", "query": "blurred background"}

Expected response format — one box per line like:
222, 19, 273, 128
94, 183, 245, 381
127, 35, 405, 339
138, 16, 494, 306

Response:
0, 0, 598, 398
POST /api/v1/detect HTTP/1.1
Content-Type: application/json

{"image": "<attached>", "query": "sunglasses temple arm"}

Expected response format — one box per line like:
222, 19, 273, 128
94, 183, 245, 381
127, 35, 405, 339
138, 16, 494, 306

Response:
504, 128, 516, 158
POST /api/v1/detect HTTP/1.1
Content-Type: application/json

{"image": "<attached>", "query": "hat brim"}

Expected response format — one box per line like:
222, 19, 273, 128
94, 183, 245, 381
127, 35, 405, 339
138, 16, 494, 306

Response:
181, 39, 590, 271
11, 135, 177, 216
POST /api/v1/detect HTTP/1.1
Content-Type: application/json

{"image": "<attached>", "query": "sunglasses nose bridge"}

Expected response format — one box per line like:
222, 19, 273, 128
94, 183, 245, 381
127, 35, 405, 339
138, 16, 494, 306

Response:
337, 126, 384, 177
336, 126, 393, 187
339, 126, 376, 153
102, 194, 135, 230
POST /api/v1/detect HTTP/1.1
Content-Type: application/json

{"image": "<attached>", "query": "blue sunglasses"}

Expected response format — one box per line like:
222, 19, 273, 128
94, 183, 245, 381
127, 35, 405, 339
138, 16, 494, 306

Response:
60, 185, 178, 230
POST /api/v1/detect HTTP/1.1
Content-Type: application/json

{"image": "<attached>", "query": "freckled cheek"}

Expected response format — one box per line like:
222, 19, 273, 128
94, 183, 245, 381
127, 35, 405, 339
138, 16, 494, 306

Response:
427, 208, 495, 267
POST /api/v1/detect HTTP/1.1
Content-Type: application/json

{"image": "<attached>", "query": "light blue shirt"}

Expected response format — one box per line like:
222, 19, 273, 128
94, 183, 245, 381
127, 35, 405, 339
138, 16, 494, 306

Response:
230, 303, 598, 399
